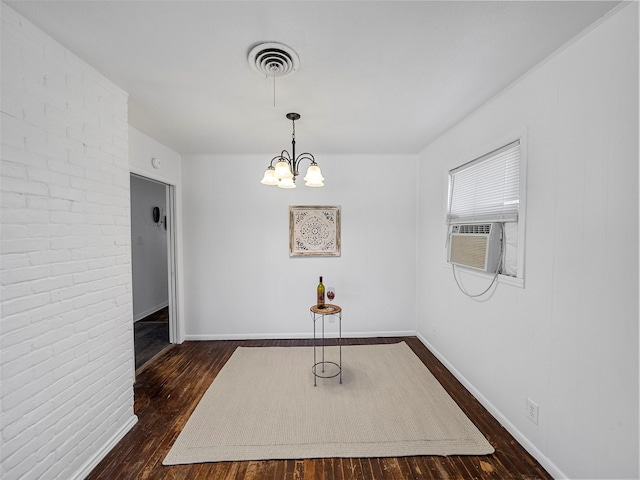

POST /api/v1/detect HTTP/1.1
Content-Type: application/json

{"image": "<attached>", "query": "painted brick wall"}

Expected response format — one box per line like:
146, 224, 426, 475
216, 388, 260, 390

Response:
1, 5, 137, 480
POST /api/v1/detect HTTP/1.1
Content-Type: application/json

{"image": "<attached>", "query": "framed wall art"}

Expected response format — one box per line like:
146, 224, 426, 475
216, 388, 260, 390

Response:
289, 205, 341, 257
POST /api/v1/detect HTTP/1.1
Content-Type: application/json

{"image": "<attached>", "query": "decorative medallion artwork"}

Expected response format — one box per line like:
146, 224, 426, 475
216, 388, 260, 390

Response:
289, 206, 341, 257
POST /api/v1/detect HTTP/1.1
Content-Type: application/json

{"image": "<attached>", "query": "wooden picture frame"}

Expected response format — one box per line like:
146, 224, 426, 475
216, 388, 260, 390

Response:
289, 205, 341, 257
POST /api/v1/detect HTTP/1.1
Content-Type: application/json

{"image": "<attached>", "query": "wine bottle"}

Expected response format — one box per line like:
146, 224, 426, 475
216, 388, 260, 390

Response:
317, 276, 325, 308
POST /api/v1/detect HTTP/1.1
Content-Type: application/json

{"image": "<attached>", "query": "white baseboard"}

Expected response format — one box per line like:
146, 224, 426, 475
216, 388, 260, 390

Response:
415, 332, 565, 480
134, 302, 169, 322
184, 330, 417, 341
70, 414, 138, 480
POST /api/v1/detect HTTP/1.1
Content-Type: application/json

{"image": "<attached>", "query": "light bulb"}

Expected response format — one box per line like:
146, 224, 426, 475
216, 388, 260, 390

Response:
260, 167, 278, 185
304, 165, 324, 187
278, 177, 296, 189
275, 160, 292, 179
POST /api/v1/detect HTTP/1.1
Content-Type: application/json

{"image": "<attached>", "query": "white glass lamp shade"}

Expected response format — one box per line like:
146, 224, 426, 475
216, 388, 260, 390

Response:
274, 160, 293, 179
278, 176, 296, 189
304, 164, 324, 187
260, 167, 278, 185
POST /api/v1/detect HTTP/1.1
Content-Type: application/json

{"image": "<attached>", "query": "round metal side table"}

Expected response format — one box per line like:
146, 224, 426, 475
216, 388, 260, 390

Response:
310, 304, 342, 386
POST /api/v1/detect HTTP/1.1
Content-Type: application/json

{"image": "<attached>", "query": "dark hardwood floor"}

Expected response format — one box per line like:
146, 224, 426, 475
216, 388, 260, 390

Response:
89, 337, 552, 480
134, 307, 171, 371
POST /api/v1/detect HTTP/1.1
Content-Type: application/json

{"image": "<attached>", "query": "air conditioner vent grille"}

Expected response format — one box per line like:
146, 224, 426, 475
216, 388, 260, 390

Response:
457, 224, 491, 234
449, 235, 488, 270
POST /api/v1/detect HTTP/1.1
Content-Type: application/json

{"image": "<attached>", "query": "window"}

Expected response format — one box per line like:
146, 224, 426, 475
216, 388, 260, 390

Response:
447, 140, 523, 281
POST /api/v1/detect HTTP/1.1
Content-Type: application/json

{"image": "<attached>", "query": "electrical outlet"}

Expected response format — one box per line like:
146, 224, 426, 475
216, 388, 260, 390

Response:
526, 398, 539, 425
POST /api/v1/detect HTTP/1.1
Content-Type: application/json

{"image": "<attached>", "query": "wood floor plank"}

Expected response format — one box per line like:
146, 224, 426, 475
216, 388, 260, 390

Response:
348, 458, 365, 480
385, 457, 409, 480
405, 456, 433, 480
303, 458, 318, 479
87, 337, 552, 479
359, 457, 376, 480
292, 460, 302, 480
368, 457, 387, 480
396, 457, 418, 480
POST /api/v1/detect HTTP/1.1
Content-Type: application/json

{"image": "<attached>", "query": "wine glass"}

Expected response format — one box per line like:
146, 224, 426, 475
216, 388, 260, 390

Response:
326, 287, 335, 303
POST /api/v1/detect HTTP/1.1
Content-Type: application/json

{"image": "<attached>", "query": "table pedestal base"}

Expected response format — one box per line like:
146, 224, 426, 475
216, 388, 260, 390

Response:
310, 304, 342, 386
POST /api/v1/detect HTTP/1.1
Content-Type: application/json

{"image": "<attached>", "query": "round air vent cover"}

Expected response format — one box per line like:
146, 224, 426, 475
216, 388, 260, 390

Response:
248, 42, 300, 77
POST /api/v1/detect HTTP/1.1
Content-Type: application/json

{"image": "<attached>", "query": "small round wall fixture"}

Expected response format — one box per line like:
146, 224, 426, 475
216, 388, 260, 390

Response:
151, 157, 161, 169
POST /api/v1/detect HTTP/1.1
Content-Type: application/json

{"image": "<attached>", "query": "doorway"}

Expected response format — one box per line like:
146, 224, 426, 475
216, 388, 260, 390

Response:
130, 174, 177, 370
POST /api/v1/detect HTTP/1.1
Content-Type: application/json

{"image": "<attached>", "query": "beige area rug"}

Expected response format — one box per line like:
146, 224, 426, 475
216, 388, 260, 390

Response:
163, 342, 494, 465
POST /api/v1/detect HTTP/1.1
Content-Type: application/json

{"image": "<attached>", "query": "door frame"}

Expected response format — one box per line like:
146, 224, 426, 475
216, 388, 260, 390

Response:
166, 183, 178, 343
130, 171, 182, 345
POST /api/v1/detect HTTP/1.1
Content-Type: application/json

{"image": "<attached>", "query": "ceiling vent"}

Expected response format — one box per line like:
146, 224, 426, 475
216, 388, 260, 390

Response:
248, 42, 299, 78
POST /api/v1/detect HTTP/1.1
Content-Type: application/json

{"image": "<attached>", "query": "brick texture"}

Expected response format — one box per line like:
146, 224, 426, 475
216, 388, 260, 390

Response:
1, 5, 136, 480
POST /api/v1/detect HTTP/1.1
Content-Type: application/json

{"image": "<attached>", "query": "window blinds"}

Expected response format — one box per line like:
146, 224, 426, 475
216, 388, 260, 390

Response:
447, 140, 520, 224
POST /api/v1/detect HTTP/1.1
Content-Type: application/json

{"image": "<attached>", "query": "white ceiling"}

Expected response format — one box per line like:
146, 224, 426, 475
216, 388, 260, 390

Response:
6, 1, 620, 155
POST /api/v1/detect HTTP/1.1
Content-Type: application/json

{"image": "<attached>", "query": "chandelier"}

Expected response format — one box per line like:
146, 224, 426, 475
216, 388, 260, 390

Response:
260, 113, 324, 189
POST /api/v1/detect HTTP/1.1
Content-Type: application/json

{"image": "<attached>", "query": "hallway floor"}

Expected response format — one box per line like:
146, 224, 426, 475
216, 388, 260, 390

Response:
134, 307, 170, 371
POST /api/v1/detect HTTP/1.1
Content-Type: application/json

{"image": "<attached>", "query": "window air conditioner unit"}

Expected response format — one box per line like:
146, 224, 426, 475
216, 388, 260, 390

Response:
448, 223, 502, 273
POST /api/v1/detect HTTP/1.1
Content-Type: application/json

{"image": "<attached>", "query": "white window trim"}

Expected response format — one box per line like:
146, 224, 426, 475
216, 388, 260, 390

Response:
442, 128, 528, 289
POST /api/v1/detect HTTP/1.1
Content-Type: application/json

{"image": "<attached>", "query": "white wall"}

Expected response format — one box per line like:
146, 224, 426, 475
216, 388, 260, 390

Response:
416, 4, 638, 479
1, 5, 136, 480
129, 126, 181, 185
181, 154, 417, 339
130, 175, 168, 321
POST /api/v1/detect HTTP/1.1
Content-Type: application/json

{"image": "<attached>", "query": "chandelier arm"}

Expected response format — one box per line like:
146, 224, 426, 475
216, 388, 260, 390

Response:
270, 151, 293, 166
292, 153, 316, 174
294, 153, 316, 163
269, 156, 281, 167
